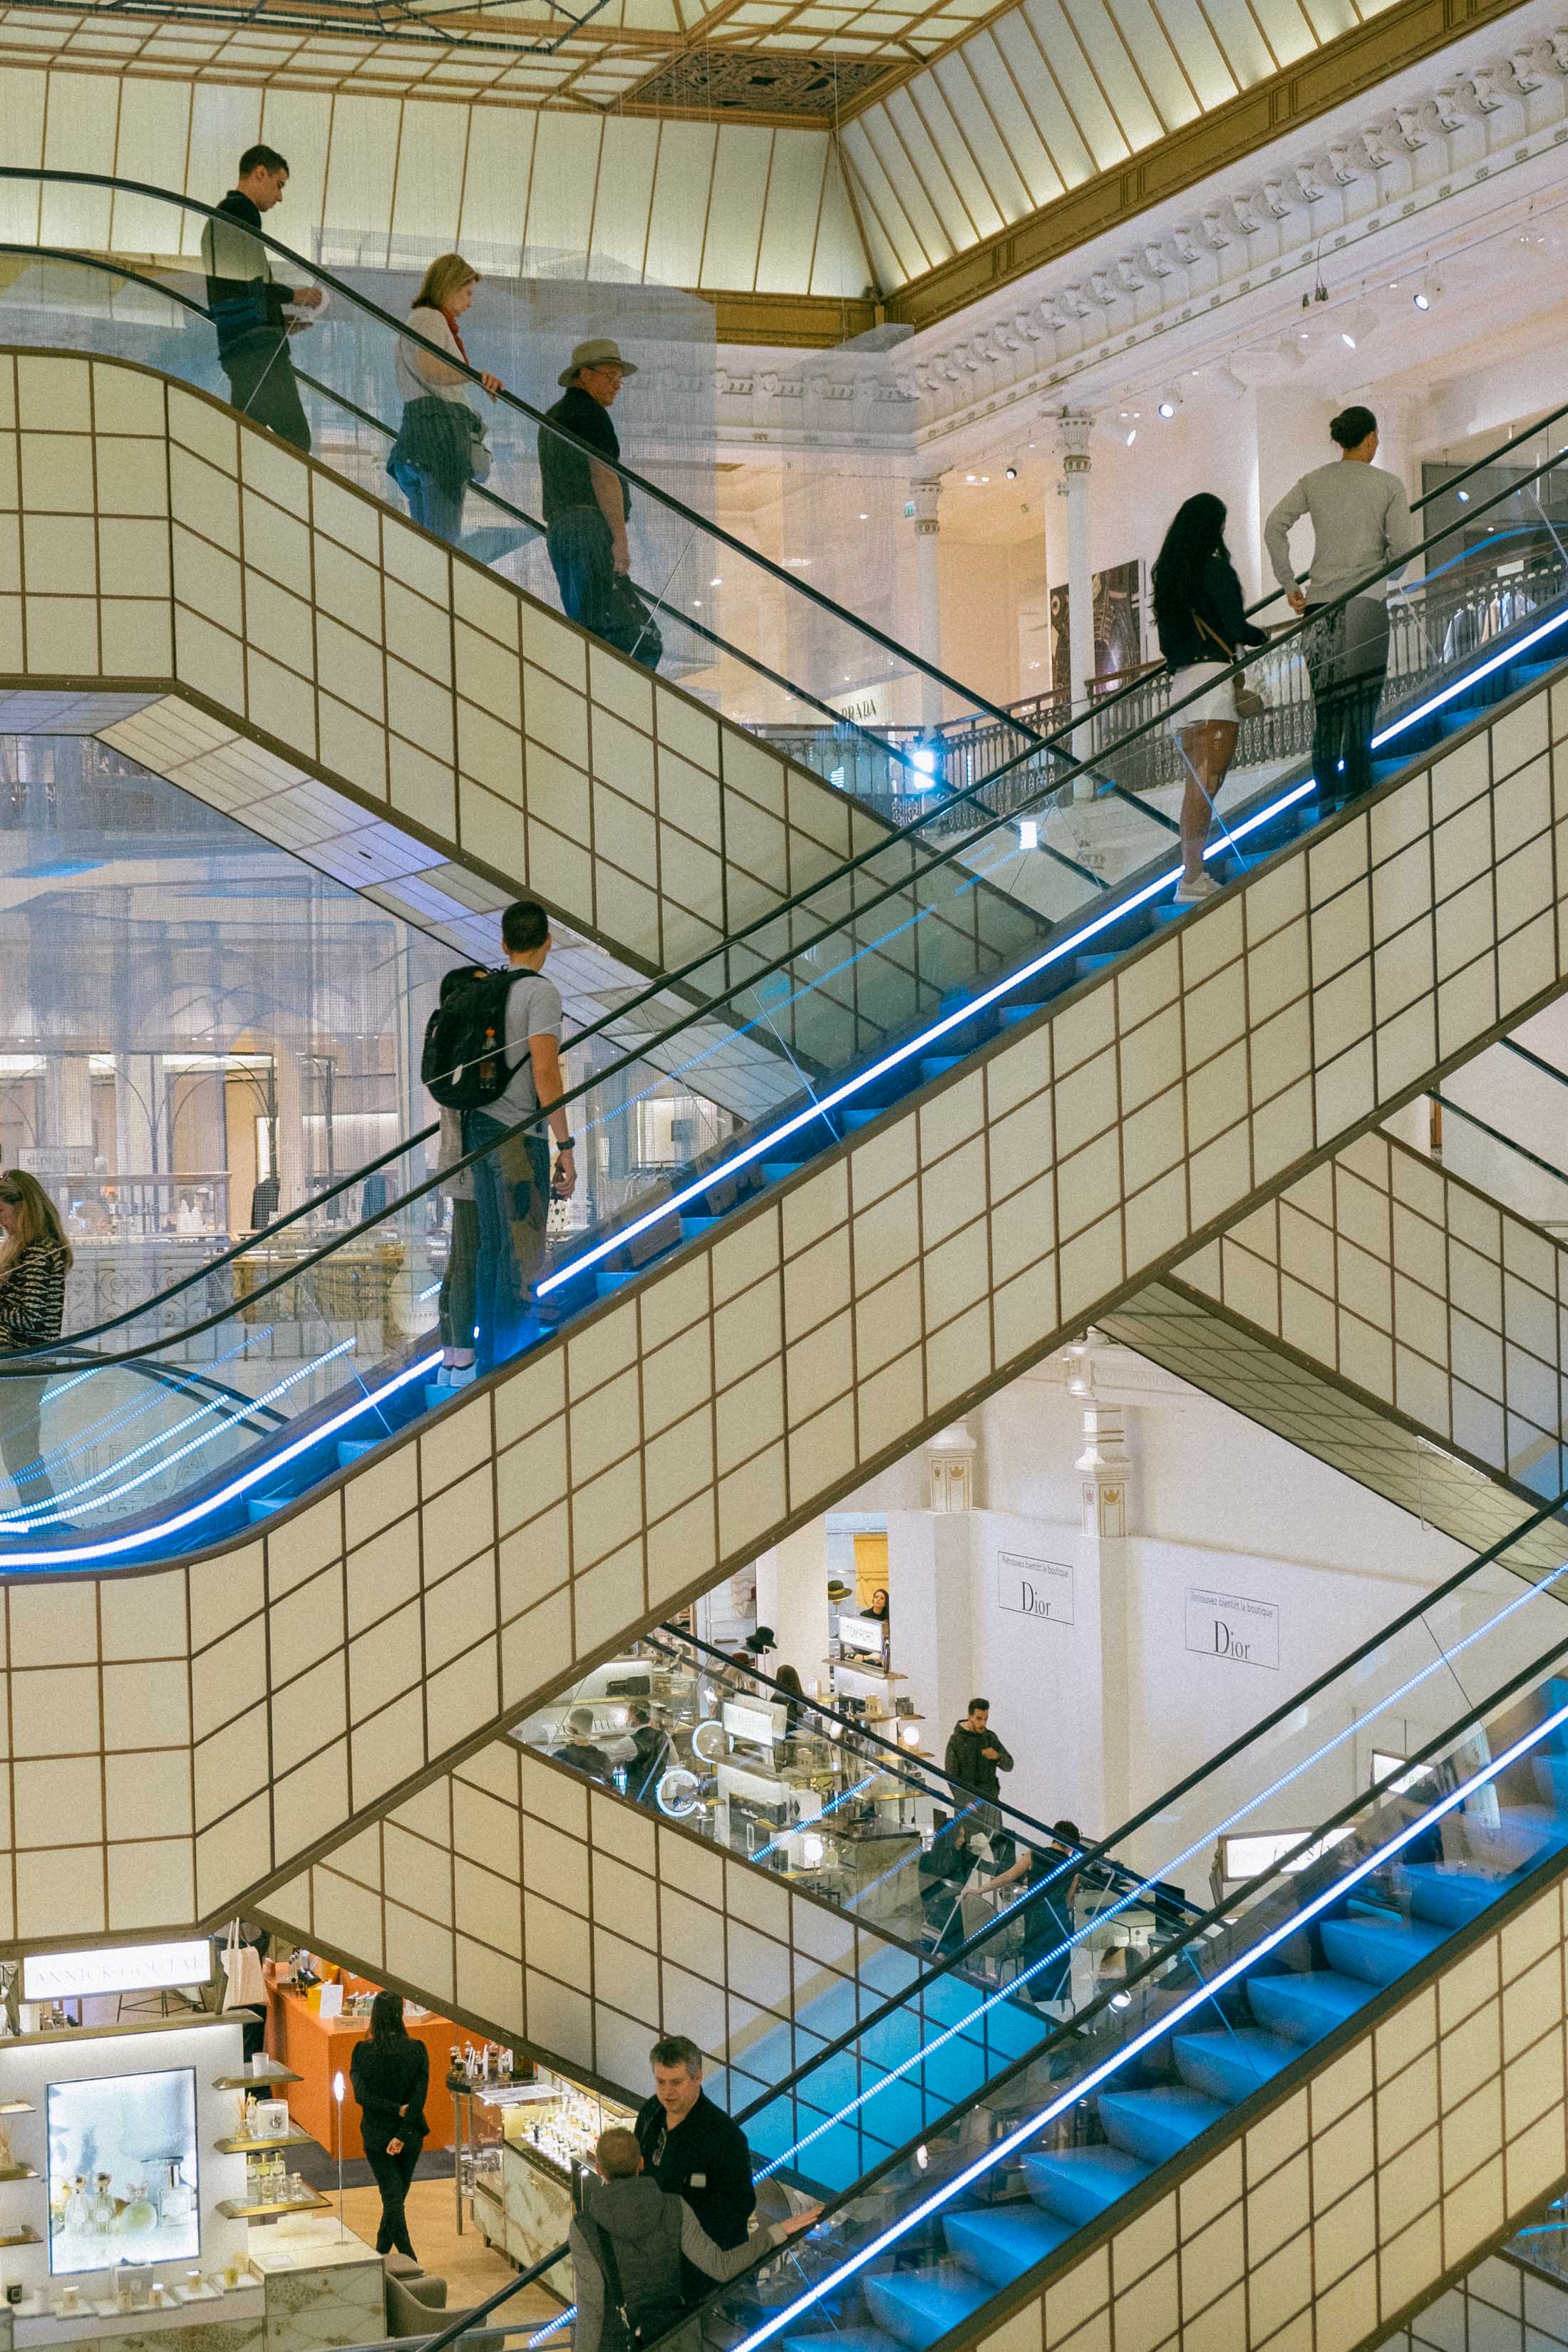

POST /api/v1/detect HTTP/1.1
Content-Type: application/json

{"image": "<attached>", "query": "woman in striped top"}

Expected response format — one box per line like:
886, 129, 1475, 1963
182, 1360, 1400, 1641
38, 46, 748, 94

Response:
0, 1170, 72, 1514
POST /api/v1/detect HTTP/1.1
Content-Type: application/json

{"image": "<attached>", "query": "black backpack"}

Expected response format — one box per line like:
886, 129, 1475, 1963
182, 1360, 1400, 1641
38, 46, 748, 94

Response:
421, 965, 523, 1110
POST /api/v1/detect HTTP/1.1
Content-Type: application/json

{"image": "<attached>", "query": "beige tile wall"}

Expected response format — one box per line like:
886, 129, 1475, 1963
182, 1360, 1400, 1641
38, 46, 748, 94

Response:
256, 1741, 915, 2098
1381, 2249, 1568, 2352
6, 645, 1568, 1950
1103, 1123, 1568, 1574
942, 1865, 1568, 2352
0, 349, 895, 982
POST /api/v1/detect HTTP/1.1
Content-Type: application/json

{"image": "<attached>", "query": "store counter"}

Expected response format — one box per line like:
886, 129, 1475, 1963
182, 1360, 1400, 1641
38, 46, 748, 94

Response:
467, 2074, 634, 2296
271, 1990, 458, 2159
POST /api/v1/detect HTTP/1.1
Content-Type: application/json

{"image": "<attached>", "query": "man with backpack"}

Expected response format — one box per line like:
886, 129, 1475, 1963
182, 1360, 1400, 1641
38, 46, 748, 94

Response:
422, 899, 576, 1375
570, 2127, 817, 2352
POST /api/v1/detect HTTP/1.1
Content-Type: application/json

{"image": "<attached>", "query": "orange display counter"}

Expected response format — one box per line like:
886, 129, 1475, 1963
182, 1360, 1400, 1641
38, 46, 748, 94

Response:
271, 1979, 458, 2159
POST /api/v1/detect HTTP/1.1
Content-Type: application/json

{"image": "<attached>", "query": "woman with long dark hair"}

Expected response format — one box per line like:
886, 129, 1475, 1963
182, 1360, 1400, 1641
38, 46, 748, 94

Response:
0, 1168, 72, 1513
1151, 494, 1269, 902
349, 1991, 429, 2259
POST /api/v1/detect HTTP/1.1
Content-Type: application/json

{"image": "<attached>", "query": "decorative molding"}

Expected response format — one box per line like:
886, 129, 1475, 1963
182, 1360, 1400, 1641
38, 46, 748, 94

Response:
882, 0, 1536, 333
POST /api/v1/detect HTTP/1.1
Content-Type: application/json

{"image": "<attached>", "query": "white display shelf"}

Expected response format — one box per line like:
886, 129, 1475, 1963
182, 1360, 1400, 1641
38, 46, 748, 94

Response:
12, 2283, 263, 2341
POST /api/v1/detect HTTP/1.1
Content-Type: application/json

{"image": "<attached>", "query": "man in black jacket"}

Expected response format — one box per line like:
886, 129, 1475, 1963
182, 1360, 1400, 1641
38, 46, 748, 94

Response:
944, 1698, 1015, 1807
201, 145, 323, 452
634, 2034, 754, 2299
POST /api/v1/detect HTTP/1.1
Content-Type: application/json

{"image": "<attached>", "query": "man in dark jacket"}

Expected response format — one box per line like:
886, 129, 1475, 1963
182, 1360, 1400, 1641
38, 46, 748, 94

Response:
634, 2033, 755, 2299
571, 2128, 815, 2352
944, 1698, 1015, 1804
554, 1706, 613, 1785
201, 145, 322, 452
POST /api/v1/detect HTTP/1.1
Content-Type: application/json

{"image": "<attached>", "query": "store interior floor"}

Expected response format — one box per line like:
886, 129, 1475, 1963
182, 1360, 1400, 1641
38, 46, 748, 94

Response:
331, 2180, 557, 2314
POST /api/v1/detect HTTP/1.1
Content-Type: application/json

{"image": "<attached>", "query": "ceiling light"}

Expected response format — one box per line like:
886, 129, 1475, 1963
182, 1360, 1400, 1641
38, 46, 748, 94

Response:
1157, 394, 1179, 418
858, 511, 868, 520
1005, 465, 1018, 478
709, 576, 722, 585
1457, 489, 1470, 502
1341, 330, 1357, 348
1125, 428, 1137, 445
1413, 290, 1431, 310
965, 473, 976, 481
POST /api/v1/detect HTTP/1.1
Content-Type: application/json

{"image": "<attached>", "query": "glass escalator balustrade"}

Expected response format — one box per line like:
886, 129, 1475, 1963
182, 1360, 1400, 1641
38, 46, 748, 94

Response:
599, 1537, 1568, 2352
6, 376, 1568, 1562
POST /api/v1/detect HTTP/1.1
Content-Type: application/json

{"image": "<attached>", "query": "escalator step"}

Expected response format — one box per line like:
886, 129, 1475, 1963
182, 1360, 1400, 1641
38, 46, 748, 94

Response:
595, 1272, 637, 1298
1400, 1862, 1507, 1928
943, 2204, 1075, 2286
1320, 1914, 1447, 1987
782, 2331, 897, 2352
1245, 1969, 1378, 2045
920, 1057, 964, 1082
996, 1001, 1042, 1025
1170, 2026, 1297, 2106
863, 2264, 991, 2349
337, 1440, 378, 1468
678, 1217, 720, 1240
247, 1495, 292, 1523
1097, 2085, 1229, 2166
840, 1107, 882, 1130
1021, 2145, 1150, 2223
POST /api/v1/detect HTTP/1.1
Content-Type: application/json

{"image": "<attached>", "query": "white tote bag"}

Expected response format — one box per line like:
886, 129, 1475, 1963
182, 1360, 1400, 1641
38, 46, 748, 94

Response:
221, 1922, 267, 2012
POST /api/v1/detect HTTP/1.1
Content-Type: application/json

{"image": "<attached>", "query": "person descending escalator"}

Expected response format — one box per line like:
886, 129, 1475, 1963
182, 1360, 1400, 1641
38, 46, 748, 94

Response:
0, 1169, 71, 1517
201, 146, 322, 453
388, 255, 527, 568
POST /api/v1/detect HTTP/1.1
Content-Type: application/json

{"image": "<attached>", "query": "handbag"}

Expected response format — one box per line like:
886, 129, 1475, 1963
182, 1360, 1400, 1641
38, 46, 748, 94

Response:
467, 413, 492, 483
1195, 610, 1266, 721
605, 575, 664, 673
220, 1921, 267, 2012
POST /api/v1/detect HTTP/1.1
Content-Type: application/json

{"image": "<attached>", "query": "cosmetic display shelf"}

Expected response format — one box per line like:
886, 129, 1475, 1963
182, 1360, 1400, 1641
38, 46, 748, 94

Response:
0, 2163, 38, 2180
0, 2104, 33, 2116
0, 2224, 41, 2247
215, 2192, 328, 2220
211, 2130, 318, 2153
211, 2069, 301, 2091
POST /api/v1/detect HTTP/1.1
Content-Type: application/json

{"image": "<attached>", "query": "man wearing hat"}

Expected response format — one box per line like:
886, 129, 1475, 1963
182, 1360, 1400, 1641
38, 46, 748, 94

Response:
540, 339, 658, 669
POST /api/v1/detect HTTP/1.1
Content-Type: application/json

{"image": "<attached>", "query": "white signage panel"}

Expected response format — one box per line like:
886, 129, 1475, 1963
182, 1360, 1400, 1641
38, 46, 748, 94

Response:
23, 1940, 212, 2003
997, 1552, 1075, 1624
1185, 1586, 1279, 1669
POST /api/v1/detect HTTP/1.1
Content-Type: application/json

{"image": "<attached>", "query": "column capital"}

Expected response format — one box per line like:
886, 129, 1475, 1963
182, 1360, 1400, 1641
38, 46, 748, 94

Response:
1055, 408, 1094, 475
910, 475, 942, 535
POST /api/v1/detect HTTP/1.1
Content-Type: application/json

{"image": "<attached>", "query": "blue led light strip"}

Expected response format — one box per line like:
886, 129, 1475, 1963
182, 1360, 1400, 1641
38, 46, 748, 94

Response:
730, 1687, 1568, 2352
0, 1351, 443, 1569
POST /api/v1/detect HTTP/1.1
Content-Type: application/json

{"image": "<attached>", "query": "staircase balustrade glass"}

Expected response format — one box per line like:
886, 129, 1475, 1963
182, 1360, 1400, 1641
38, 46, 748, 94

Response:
6, 385, 1568, 1564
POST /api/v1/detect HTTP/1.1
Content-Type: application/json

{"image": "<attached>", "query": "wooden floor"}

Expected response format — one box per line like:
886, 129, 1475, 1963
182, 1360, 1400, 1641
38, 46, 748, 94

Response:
333, 2180, 565, 2323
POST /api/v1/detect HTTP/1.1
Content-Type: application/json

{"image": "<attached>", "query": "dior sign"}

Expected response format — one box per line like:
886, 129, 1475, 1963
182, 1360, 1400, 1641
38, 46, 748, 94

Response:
1185, 1586, 1279, 1668
998, 1552, 1074, 1624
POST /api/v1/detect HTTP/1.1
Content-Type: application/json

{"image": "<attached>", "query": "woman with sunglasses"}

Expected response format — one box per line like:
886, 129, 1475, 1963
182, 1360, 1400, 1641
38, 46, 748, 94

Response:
0, 1170, 72, 1515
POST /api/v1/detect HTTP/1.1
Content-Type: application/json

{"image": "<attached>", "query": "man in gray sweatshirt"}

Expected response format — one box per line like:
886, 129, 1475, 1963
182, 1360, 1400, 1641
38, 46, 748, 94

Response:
571, 2127, 818, 2352
1264, 405, 1416, 815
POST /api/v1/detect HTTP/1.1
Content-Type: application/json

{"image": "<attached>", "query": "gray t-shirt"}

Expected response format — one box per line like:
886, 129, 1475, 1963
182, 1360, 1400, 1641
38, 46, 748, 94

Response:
490, 969, 564, 1124
1264, 460, 1415, 609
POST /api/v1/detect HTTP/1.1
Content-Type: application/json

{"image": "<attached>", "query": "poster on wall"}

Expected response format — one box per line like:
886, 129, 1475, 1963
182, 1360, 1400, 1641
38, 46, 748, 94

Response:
1185, 1587, 1279, 1669
1048, 562, 1144, 696
46, 2067, 199, 2273
997, 1552, 1074, 1624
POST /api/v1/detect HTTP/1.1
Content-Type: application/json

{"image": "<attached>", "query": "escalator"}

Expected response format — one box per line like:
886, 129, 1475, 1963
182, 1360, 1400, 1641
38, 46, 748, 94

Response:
323, 1488, 1568, 2352
6, 375, 1568, 1942
0, 170, 1065, 1001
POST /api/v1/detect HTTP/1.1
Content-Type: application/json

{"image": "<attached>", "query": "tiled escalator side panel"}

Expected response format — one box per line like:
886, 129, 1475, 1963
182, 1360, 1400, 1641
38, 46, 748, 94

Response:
256, 1739, 907, 2096
9, 666, 1568, 1950
0, 349, 880, 973
1378, 2252, 1568, 2351
948, 1881, 1568, 2352
1176, 1130, 1568, 1500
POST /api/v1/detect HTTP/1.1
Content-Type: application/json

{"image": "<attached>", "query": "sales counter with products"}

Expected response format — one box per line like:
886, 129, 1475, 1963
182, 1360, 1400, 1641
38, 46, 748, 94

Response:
465, 2073, 635, 2296
515, 1634, 937, 1933
0, 2016, 385, 2352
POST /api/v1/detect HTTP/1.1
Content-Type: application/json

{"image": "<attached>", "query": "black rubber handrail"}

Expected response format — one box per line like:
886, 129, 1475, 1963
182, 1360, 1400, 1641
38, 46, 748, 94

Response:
1430, 1094, 1568, 1190
5, 407, 1565, 1380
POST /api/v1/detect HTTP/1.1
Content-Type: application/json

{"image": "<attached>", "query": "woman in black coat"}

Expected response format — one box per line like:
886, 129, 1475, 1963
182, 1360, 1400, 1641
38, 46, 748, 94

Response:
1152, 494, 1269, 904
349, 1991, 429, 2259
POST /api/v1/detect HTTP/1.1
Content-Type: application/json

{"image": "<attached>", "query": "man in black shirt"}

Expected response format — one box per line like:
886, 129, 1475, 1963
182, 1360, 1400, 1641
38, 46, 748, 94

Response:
539, 338, 658, 669
201, 145, 323, 453
634, 2033, 755, 2299
552, 1707, 613, 1785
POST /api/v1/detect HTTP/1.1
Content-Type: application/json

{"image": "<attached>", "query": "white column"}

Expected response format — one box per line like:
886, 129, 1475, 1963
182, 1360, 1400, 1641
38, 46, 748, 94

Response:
1066, 1334, 1135, 1835
753, 1522, 831, 1701
911, 477, 943, 731
1057, 411, 1095, 790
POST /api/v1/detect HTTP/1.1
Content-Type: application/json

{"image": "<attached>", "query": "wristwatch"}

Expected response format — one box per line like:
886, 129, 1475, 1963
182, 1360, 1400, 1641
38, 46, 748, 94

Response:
557, 1135, 577, 1151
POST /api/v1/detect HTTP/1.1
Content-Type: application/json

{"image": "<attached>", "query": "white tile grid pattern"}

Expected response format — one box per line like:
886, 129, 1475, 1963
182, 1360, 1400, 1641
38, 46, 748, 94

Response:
1167, 1125, 1568, 1507
0, 348, 892, 989
254, 1740, 912, 2099
942, 1870, 1568, 2352
6, 615, 1568, 1951
1100, 1280, 1567, 1582
1381, 2249, 1568, 2351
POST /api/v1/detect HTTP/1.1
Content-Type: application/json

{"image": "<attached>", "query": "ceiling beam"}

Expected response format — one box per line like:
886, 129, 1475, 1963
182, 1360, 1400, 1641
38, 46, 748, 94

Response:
703, 288, 879, 344
879, 0, 1534, 332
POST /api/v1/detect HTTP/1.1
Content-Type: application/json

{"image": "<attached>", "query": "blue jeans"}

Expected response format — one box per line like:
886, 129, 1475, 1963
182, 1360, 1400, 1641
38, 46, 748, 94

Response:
463, 1111, 550, 1373
396, 463, 465, 546
546, 508, 659, 666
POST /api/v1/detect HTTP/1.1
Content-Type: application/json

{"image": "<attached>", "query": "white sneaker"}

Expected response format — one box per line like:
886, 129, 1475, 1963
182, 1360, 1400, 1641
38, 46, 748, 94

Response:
446, 1363, 478, 1387
1174, 870, 1219, 904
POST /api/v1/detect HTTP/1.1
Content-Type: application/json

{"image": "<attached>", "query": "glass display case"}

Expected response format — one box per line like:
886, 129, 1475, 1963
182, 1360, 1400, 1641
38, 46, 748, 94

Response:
466, 2072, 635, 2296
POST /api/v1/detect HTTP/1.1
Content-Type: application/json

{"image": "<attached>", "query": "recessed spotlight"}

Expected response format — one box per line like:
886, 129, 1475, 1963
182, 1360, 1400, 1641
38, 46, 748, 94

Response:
1341, 330, 1357, 348
709, 576, 722, 586
1157, 397, 1177, 418
857, 511, 868, 520
1005, 465, 1018, 478
1413, 290, 1431, 310
965, 473, 976, 482
1125, 428, 1137, 445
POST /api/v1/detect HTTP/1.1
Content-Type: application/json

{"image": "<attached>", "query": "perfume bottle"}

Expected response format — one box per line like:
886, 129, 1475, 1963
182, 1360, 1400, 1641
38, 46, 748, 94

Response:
161, 2162, 193, 2225
120, 2180, 159, 2235
63, 2175, 90, 2234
